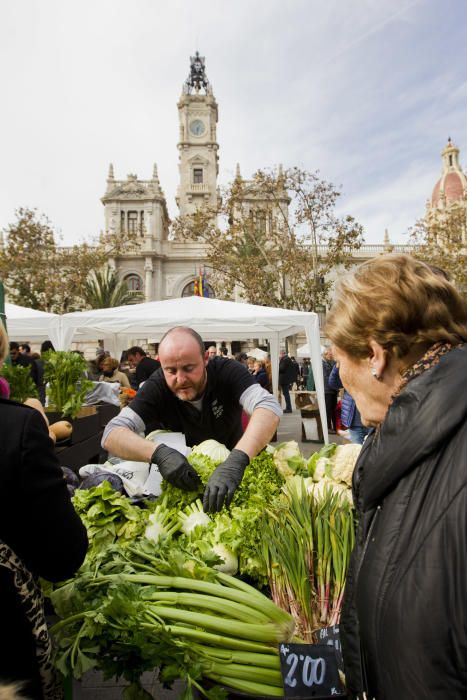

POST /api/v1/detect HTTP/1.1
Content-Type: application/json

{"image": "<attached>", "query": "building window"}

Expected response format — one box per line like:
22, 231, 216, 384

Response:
256, 210, 267, 235
124, 273, 143, 291
449, 155, 453, 166
193, 168, 203, 184
182, 280, 215, 298
128, 211, 138, 233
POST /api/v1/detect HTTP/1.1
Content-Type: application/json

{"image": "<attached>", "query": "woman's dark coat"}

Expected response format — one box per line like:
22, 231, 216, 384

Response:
0, 398, 88, 697
341, 345, 467, 699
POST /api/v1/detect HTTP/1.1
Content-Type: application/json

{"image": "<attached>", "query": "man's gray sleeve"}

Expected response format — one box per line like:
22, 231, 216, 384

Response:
239, 384, 283, 418
101, 406, 146, 449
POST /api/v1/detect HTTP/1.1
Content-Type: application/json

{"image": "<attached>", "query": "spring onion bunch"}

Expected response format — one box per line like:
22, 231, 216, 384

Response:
261, 475, 355, 638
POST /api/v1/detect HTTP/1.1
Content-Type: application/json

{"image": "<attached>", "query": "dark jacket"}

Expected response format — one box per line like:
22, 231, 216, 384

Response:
254, 368, 270, 390
135, 355, 161, 385
341, 345, 467, 700
329, 364, 358, 428
322, 358, 337, 394
279, 355, 297, 386
0, 398, 88, 696
129, 357, 258, 449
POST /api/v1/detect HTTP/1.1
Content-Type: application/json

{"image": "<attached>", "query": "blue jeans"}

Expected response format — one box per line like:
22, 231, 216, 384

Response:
349, 426, 370, 445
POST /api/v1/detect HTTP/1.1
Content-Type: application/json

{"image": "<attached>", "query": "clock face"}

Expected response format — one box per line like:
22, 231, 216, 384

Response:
190, 119, 206, 136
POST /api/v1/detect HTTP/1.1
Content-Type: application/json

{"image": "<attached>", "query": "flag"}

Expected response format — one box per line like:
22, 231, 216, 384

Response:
202, 273, 210, 297
193, 278, 200, 296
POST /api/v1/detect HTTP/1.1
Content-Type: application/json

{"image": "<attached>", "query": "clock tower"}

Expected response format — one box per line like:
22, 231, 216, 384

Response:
176, 52, 220, 217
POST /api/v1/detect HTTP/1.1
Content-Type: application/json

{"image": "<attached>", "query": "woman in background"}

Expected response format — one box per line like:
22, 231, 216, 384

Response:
99, 356, 130, 388
325, 254, 467, 699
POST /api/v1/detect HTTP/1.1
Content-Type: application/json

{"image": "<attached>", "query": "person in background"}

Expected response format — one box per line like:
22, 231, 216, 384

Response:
306, 361, 316, 391
19, 342, 31, 356
87, 348, 107, 381
207, 345, 217, 361
290, 355, 300, 389
252, 359, 270, 391
325, 254, 467, 699
40, 340, 55, 355
99, 357, 131, 388
279, 350, 296, 413
0, 324, 88, 698
103, 327, 281, 512
234, 351, 249, 368
9, 341, 39, 388
246, 356, 256, 374
127, 346, 161, 387
328, 364, 370, 444
265, 357, 273, 393
322, 347, 337, 433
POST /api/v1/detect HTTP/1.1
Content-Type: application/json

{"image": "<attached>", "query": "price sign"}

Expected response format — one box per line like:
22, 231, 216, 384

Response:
316, 625, 344, 673
279, 643, 345, 698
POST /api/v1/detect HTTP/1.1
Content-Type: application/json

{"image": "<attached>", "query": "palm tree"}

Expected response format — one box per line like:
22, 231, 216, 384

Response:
83, 266, 144, 308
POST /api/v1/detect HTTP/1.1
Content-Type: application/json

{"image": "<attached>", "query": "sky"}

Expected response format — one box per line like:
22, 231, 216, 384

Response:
1, 0, 466, 246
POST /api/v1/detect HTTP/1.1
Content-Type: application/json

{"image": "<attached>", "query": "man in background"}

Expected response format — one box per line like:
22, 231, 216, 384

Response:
10, 341, 39, 387
279, 350, 296, 413
127, 346, 161, 387
207, 345, 217, 361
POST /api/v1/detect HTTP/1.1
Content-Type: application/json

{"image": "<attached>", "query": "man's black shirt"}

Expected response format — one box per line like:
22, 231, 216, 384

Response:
129, 357, 256, 449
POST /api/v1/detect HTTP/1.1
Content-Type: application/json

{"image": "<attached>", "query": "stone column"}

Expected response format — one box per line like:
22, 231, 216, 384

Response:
144, 257, 153, 302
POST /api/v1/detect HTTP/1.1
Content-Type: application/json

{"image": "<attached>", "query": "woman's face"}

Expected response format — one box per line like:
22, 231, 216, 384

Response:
332, 345, 394, 427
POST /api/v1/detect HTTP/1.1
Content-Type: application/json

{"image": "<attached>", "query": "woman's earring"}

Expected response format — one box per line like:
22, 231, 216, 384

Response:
371, 366, 382, 381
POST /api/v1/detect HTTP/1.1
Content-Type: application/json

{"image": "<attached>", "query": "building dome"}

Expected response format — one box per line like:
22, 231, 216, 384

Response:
431, 139, 467, 209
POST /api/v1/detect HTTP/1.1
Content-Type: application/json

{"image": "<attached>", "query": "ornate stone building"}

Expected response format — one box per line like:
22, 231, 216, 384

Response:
425, 138, 467, 245
103, 52, 218, 303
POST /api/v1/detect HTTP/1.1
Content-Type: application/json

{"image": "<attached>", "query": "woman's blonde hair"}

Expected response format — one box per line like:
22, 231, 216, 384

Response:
325, 254, 467, 360
102, 357, 119, 371
0, 323, 8, 364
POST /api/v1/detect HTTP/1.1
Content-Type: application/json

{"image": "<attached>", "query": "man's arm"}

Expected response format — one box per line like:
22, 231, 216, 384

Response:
102, 406, 201, 491
234, 407, 279, 459
103, 426, 156, 462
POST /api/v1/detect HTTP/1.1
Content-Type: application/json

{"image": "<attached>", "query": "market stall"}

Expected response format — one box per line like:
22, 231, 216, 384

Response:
56, 296, 328, 443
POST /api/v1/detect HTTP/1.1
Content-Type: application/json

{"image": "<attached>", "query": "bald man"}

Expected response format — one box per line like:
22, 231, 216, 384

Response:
103, 327, 282, 511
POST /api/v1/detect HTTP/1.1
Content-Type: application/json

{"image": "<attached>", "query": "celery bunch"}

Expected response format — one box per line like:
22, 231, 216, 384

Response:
51, 542, 296, 698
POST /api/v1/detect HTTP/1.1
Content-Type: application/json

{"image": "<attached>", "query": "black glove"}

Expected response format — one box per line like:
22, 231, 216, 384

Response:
151, 444, 202, 491
203, 449, 250, 513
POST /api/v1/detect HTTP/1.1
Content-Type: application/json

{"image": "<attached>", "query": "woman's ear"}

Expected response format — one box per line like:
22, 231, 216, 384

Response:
368, 339, 388, 379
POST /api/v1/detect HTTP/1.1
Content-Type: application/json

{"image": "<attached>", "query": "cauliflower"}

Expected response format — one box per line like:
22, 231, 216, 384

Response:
273, 440, 306, 478
332, 444, 362, 486
306, 476, 353, 506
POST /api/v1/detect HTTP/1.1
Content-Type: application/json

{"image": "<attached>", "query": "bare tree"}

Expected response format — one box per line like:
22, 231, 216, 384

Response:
0, 208, 140, 312
173, 167, 363, 311
408, 203, 467, 299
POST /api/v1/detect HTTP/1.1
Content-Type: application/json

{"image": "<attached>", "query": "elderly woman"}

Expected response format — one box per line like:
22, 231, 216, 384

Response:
0, 323, 88, 698
99, 356, 130, 388
325, 254, 467, 700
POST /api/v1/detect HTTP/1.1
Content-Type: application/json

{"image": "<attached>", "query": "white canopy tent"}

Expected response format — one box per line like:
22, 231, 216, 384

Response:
297, 342, 326, 357
5, 303, 62, 349
58, 296, 328, 442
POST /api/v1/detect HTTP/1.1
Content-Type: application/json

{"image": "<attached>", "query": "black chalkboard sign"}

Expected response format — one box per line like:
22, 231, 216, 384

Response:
278, 643, 345, 698
316, 625, 344, 673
